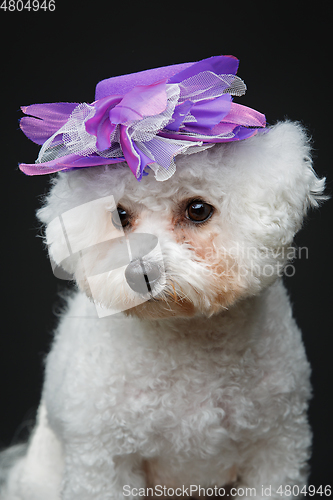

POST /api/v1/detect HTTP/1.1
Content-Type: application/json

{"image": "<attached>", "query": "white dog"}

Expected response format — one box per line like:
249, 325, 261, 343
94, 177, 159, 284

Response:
0, 57, 326, 500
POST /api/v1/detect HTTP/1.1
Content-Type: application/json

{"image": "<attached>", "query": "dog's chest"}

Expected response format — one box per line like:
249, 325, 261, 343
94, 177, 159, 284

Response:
102, 328, 248, 455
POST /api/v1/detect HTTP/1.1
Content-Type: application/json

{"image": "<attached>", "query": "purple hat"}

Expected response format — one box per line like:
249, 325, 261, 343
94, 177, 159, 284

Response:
19, 56, 266, 181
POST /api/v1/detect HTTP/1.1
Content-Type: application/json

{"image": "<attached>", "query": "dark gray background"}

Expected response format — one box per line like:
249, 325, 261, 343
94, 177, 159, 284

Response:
0, 3, 331, 495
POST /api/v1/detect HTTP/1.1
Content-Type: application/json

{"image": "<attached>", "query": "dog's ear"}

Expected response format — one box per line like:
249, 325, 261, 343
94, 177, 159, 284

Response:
231, 121, 327, 246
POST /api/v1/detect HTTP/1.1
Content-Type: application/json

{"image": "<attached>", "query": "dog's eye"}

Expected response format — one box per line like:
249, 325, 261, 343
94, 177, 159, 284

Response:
112, 206, 130, 229
186, 200, 214, 223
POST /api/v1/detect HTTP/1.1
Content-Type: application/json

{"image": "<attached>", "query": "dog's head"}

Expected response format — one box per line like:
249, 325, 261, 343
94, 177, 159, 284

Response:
37, 121, 325, 319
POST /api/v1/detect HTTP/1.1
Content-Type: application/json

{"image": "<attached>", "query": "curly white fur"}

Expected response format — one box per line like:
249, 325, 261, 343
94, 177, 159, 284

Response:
1, 121, 326, 499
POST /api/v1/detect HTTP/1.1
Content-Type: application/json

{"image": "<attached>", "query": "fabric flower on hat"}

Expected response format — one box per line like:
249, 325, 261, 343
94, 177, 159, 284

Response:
19, 56, 266, 181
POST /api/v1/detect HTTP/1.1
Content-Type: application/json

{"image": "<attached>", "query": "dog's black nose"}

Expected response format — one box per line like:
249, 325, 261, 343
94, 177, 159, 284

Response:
125, 259, 161, 294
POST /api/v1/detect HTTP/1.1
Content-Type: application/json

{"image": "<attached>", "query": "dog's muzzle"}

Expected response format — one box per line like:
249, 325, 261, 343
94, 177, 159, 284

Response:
125, 259, 161, 294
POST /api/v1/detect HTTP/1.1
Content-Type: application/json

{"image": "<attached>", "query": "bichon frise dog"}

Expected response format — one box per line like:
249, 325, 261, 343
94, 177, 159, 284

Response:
0, 56, 326, 500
